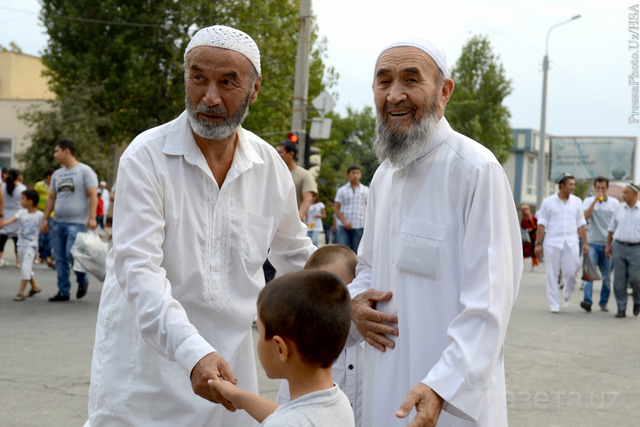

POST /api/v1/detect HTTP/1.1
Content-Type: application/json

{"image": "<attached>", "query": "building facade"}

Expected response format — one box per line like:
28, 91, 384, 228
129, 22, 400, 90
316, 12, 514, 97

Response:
0, 51, 54, 169
504, 128, 554, 209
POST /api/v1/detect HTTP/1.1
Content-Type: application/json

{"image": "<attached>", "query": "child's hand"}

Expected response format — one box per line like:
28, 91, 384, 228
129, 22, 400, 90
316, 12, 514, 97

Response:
208, 378, 243, 410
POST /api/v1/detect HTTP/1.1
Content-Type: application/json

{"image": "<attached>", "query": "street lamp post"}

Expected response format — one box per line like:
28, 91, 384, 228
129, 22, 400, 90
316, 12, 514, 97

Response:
536, 14, 581, 209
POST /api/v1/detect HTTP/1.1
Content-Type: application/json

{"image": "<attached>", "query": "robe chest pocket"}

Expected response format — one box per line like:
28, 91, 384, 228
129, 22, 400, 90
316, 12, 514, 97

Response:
396, 217, 446, 280
244, 211, 274, 267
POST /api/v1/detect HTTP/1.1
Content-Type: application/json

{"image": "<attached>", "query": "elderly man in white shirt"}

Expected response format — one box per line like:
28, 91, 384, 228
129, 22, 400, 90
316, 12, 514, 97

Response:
349, 37, 521, 427
605, 183, 640, 318
535, 173, 589, 313
85, 26, 315, 427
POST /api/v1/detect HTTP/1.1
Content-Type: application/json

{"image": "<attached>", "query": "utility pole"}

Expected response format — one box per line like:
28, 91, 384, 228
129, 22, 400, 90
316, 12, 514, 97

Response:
291, 0, 312, 167
536, 14, 581, 209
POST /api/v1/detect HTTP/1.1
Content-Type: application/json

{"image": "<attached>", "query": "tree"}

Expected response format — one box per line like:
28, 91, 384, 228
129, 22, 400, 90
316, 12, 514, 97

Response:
19, 0, 335, 182
315, 106, 377, 203
0, 42, 23, 53
446, 35, 513, 163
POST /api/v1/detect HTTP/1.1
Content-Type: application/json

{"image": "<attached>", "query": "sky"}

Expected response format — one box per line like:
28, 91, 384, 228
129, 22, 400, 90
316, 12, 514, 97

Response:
1, 0, 638, 177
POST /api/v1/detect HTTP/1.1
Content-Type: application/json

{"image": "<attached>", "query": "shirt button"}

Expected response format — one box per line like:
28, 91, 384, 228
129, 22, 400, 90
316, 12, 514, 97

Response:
392, 200, 398, 207
348, 364, 354, 370
392, 228, 397, 235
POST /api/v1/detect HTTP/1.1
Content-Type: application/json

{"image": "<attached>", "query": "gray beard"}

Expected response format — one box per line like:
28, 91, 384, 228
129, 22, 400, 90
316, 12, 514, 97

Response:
373, 109, 439, 170
185, 92, 251, 140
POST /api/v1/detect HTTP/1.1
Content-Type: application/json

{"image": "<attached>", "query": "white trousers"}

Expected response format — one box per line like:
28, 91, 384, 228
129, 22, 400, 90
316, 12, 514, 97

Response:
544, 242, 581, 310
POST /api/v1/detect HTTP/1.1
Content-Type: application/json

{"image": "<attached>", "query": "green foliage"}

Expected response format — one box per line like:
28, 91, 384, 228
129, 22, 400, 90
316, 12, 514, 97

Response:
0, 42, 23, 53
446, 34, 513, 163
315, 106, 377, 202
19, 0, 333, 182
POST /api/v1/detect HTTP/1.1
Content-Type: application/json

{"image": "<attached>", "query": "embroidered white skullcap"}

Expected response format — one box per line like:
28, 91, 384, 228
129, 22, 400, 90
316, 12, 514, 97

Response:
628, 182, 640, 193
377, 36, 449, 78
185, 25, 261, 74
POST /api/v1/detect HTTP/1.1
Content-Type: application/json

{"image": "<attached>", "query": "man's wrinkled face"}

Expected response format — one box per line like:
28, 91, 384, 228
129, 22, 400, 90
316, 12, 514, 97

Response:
371, 47, 453, 169
184, 46, 261, 141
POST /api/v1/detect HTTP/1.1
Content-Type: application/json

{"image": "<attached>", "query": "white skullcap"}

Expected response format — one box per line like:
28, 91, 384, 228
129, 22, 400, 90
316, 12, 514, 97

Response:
185, 25, 261, 74
377, 36, 449, 79
99, 181, 107, 186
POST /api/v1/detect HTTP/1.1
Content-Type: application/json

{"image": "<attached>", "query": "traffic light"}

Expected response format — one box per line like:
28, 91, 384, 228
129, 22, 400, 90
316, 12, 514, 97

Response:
303, 133, 321, 169
286, 132, 298, 143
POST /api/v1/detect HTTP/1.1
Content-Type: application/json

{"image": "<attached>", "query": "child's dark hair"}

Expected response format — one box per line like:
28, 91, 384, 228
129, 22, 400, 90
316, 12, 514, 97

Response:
305, 244, 358, 273
22, 189, 39, 207
257, 270, 351, 368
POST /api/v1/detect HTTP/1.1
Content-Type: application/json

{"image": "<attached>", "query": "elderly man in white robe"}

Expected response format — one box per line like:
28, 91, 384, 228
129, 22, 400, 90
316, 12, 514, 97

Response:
349, 37, 522, 426
85, 26, 315, 426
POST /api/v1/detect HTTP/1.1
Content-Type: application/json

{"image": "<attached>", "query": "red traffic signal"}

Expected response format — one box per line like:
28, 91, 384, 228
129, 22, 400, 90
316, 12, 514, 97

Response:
286, 132, 298, 143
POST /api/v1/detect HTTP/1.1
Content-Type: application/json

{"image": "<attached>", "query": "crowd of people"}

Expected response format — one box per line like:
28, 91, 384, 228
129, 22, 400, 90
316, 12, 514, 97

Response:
0, 139, 112, 303
0, 23, 637, 427
522, 175, 640, 318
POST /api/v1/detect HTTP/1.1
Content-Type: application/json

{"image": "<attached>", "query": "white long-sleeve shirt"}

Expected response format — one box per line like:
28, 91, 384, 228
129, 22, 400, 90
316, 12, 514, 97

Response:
349, 118, 522, 426
87, 112, 315, 426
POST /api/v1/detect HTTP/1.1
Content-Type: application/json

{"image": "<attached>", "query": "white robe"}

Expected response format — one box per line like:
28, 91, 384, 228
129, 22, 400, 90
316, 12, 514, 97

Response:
86, 112, 315, 426
349, 118, 522, 426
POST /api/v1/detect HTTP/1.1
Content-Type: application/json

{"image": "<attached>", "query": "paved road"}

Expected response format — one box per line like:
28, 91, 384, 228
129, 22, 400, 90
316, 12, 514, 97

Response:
0, 243, 638, 426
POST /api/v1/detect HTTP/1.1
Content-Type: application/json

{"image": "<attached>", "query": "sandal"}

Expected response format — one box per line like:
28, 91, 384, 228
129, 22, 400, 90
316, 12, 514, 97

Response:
28, 288, 42, 297
13, 293, 25, 302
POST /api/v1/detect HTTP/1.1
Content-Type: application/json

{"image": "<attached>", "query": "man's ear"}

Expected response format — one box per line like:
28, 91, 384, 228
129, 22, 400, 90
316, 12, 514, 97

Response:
273, 335, 291, 362
437, 78, 455, 119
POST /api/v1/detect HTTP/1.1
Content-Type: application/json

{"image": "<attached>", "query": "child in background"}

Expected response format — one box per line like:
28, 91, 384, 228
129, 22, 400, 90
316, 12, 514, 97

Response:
209, 270, 355, 426
276, 244, 364, 426
306, 194, 326, 246
0, 190, 44, 301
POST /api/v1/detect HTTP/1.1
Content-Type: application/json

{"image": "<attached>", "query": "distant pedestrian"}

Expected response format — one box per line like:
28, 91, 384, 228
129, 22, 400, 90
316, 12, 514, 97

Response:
521, 204, 538, 271
34, 168, 56, 269
97, 181, 110, 229
0, 169, 26, 268
276, 139, 318, 220
535, 173, 589, 312
305, 194, 325, 246
41, 139, 98, 302
605, 183, 640, 318
0, 189, 44, 301
580, 177, 619, 312
334, 165, 368, 252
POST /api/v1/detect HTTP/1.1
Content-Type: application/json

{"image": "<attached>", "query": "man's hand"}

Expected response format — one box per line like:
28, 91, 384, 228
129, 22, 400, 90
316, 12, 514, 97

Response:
352, 289, 398, 351
534, 244, 542, 259
343, 221, 353, 231
87, 217, 98, 230
396, 383, 444, 427
582, 242, 589, 256
605, 245, 612, 259
191, 352, 237, 410
40, 220, 49, 234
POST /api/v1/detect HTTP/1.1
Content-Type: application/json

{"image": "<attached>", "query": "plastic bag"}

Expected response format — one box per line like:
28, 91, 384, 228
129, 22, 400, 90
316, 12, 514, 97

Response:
582, 255, 601, 282
521, 229, 531, 244
70, 230, 109, 281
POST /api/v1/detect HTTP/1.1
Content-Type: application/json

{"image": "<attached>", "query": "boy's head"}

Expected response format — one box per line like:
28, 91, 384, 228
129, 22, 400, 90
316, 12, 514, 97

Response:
304, 244, 358, 285
256, 270, 351, 375
21, 189, 39, 209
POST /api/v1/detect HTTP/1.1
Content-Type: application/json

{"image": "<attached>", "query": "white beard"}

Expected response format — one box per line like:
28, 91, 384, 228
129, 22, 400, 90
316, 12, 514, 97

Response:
373, 109, 439, 170
185, 92, 250, 140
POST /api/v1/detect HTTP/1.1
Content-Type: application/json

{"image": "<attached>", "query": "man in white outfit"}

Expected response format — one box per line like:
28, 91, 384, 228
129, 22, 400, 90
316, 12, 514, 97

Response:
535, 173, 589, 312
85, 26, 315, 426
349, 37, 522, 426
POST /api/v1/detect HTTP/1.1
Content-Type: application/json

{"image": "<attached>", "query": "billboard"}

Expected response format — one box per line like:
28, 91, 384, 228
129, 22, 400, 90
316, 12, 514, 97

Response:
550, 137, 637, 181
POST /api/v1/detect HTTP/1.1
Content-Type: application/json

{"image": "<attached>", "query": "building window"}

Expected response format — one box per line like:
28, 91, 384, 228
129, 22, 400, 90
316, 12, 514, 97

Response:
516, 133, 525, 149
526, 156, 537, 196
0, 139, 12, 169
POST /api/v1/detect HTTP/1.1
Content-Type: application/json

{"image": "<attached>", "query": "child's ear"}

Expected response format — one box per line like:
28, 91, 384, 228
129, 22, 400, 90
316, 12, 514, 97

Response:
272, 335, 290, 362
